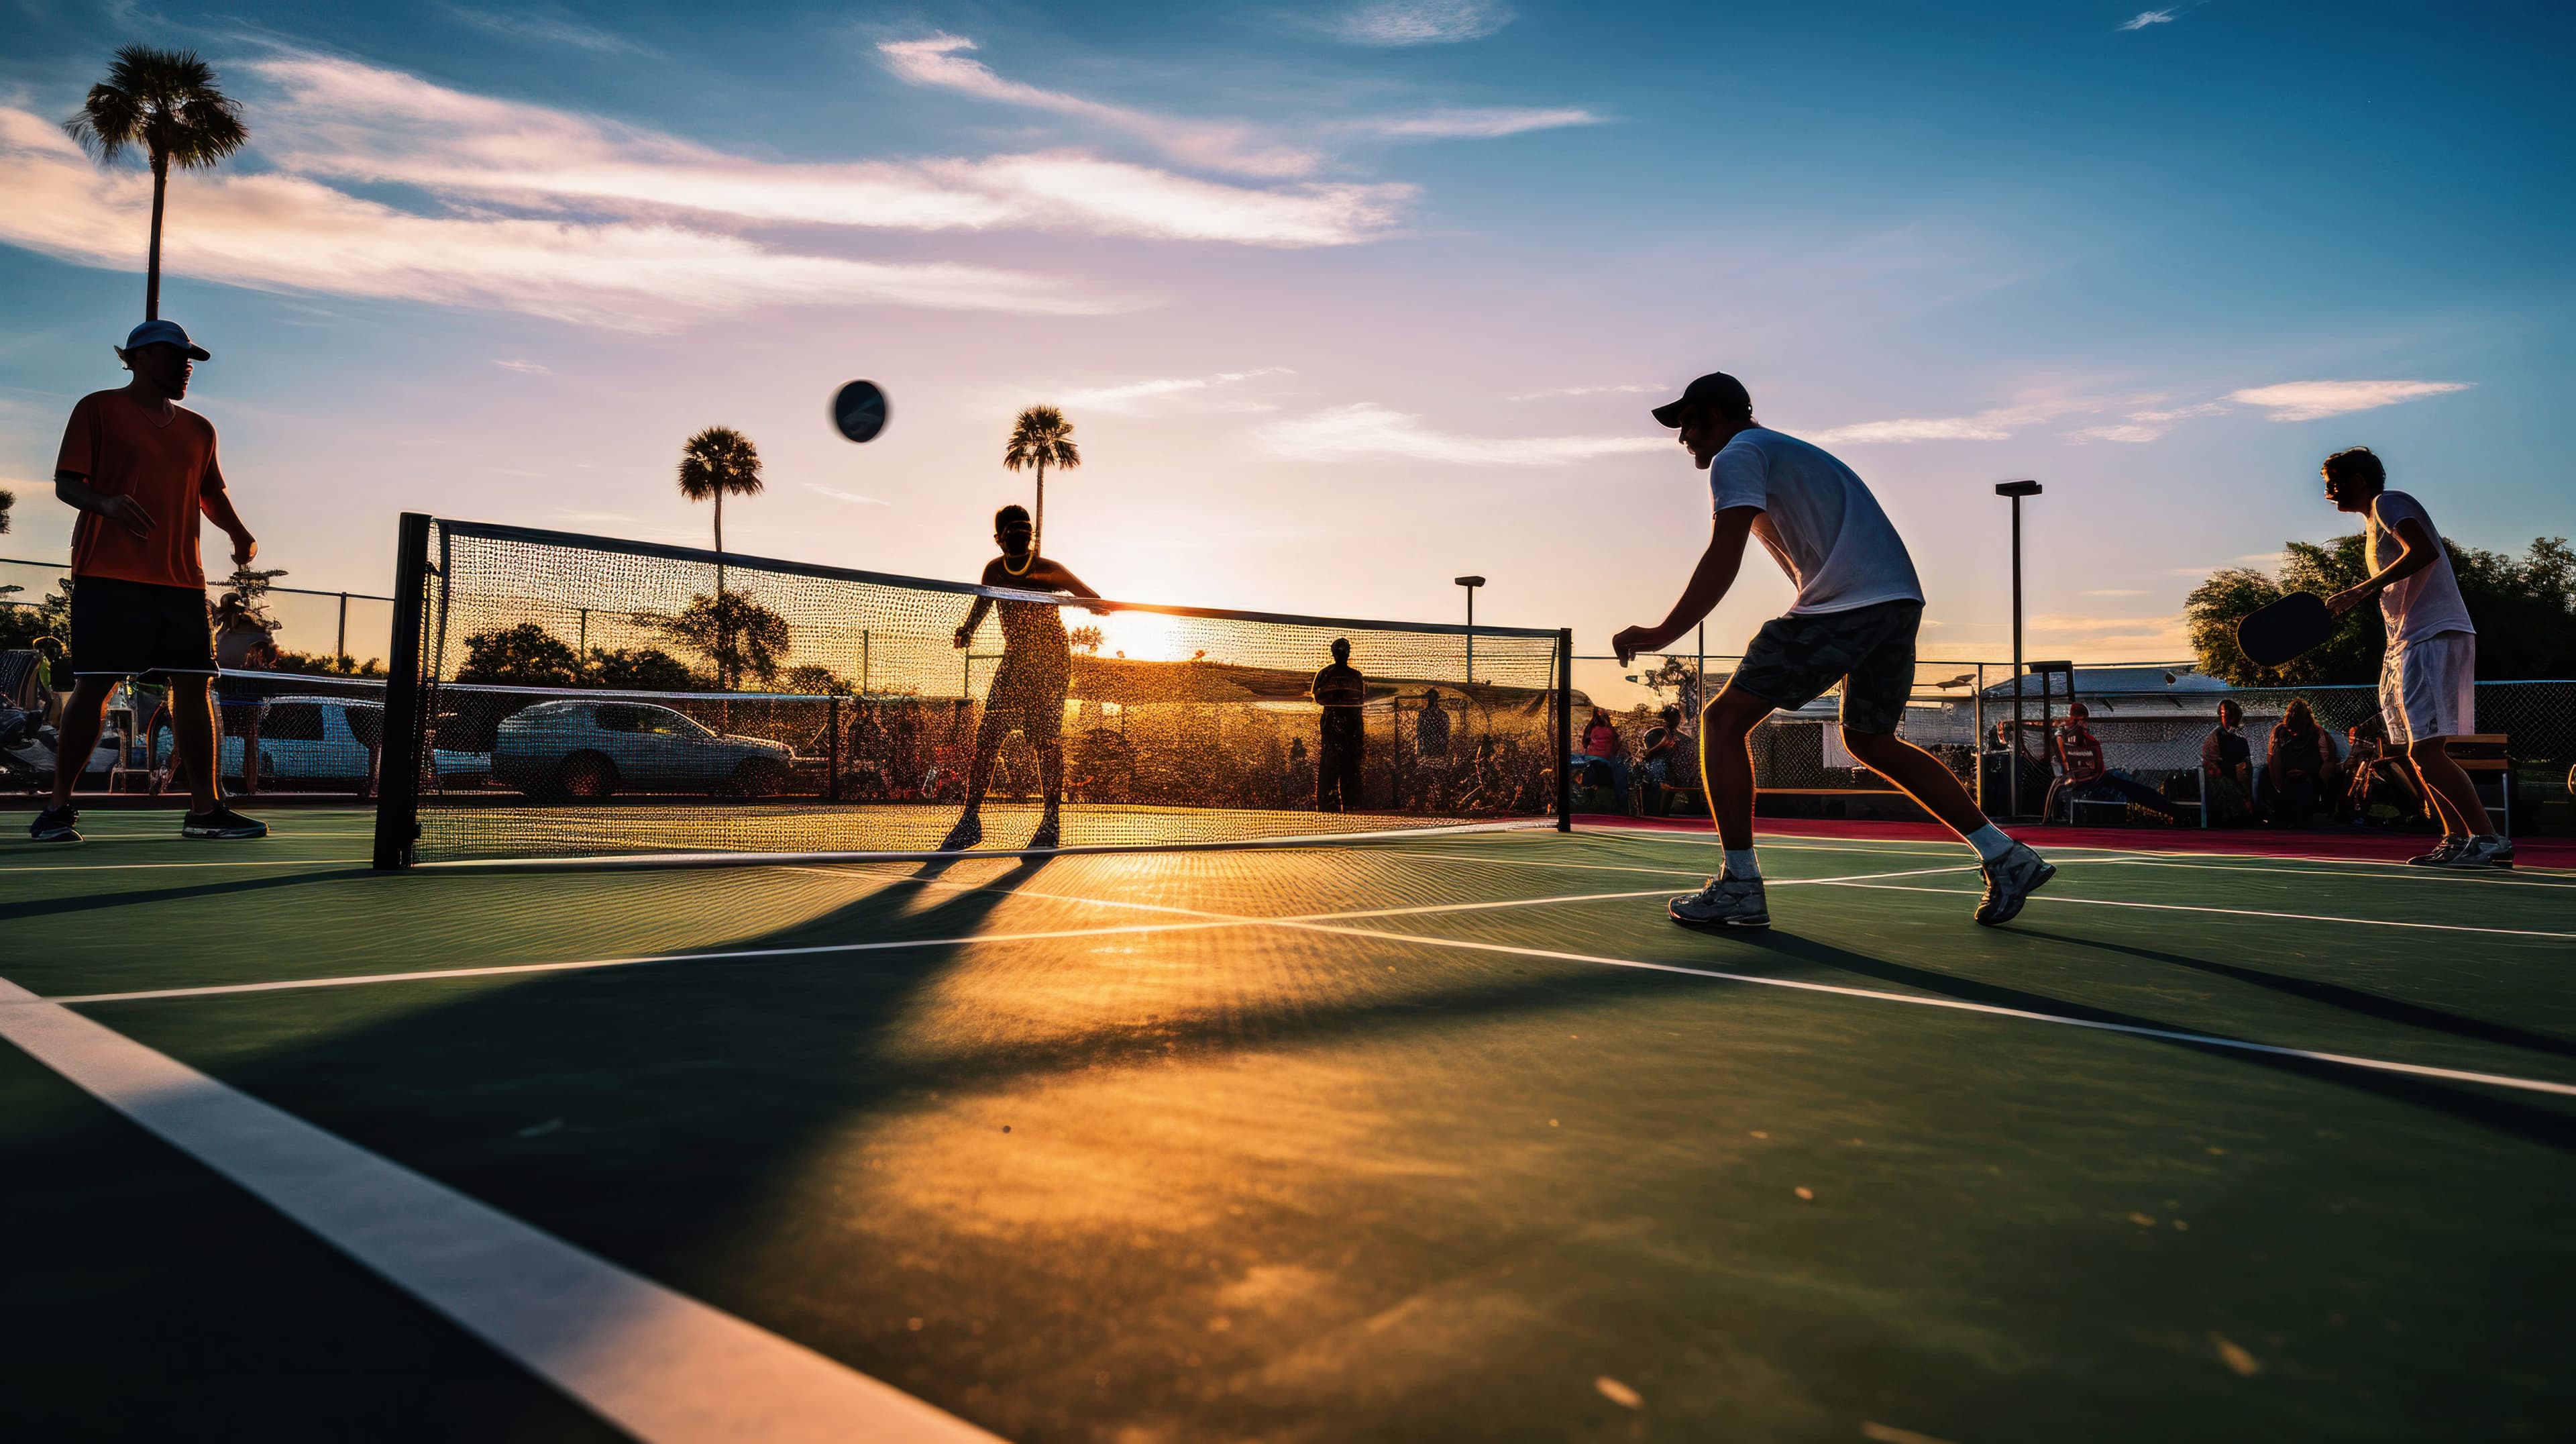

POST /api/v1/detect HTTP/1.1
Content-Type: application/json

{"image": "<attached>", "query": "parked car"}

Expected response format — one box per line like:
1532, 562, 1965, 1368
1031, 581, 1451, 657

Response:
158, 696, 490, 790
490, 699, 795, 800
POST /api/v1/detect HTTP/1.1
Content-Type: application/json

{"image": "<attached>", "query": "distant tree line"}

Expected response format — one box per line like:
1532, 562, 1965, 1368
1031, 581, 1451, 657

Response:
2188, 535, 2576, 685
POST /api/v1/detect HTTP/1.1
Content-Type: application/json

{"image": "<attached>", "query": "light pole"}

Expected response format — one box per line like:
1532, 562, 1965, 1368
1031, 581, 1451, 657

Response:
1994, 480, 2042, 818
1454, 575, 1485, 684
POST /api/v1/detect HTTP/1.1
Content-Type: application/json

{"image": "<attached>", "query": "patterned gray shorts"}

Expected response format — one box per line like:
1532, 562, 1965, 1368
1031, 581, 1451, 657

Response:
1726, 600, 1922, 735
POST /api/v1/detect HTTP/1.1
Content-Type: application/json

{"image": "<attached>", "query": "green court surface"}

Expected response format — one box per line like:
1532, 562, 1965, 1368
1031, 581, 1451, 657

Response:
4, 811, 2573, 1442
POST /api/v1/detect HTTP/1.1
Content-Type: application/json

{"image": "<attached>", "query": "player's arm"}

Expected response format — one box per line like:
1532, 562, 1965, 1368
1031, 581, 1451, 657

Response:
2326, 513, 2441, 616
197, 460, 256, 568
55, 468, 155, 538
1611, 505, 1759, 666
1038, 560, 1109, 610
955, 587, 994, 649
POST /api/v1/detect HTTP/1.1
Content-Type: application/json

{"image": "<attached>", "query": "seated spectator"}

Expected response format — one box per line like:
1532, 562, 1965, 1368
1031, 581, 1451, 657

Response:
2200, 699, 2257, 825
2267, 698, 2333, 828
1639, 703, 1696, 817
2044, 702, 2184, 824
1574, 706, 1629, 806
2342, 713, 2426, 826
210, 592, 280, 798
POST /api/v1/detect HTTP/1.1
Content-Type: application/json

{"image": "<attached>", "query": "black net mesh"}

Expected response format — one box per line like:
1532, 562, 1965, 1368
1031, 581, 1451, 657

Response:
392, 520, 1566, 863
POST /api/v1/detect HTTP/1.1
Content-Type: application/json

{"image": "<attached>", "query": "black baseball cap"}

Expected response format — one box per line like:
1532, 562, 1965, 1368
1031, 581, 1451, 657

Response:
1651, 372, 1752, 428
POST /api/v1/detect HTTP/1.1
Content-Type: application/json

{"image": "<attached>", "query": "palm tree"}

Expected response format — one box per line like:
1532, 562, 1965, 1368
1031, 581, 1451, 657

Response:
62, 47, 249, 322
676, 426, 763, 688
1002, 406, 1081, 552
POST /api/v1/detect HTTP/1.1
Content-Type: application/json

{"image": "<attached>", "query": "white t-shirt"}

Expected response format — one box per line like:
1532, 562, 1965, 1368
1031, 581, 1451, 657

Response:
2366, 491, 2475, 643
1709, 428, 1925, 615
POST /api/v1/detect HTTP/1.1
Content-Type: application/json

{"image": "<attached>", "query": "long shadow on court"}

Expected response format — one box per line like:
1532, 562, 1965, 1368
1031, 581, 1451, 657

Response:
0, 868, 373, 923
1737, 929, 2576, 1151
2014, 926, 2576, 1063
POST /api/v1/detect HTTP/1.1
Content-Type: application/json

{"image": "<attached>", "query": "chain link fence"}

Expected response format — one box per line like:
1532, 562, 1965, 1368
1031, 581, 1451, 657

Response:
3, 556, 393, 668
1570, 652, 2573, 832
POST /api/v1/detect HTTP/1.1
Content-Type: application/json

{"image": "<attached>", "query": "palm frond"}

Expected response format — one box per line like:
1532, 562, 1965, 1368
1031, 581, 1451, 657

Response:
1002, 405, 1081, 472
676, 426, 764, 501
62, 46, 247, 168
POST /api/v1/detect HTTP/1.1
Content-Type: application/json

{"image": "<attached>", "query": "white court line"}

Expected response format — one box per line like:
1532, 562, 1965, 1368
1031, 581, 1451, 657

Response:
0, 856, 370, 874
0, 976, 1000, 1444
32, 876, 1690, 1007
1578, 823, 2576, 878
2119, 856, 2576, 890
29, 860, 2576, 1104
1811, 880, 2576, 941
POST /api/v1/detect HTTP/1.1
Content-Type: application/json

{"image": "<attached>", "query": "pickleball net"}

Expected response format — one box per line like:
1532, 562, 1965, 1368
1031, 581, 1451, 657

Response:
371, 517, 1570, 866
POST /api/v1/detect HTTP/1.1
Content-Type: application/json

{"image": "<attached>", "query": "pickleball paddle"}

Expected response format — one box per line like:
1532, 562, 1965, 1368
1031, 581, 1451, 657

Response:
2236, 591, 2333, 668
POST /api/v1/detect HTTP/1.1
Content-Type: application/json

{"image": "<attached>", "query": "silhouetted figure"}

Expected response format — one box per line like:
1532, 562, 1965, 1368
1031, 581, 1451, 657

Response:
1311, 637, 1365, 811
941, 503, 1101, 852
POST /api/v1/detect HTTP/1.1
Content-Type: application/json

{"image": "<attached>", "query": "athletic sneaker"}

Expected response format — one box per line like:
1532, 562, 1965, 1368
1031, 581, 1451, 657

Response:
1026, 815, 1061, 852
2445, 835, 2516, 870
1974, 842, 2056, 927
181, 805, 268, 840
936, 812, 983, 852
1670, 875, 1770, 929
29, 805, 80, 842
2406, 837, 2467, 867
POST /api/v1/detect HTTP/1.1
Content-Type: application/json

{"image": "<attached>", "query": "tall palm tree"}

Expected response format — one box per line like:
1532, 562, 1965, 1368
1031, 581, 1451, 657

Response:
676, 427, 763, 688
1002, 406, 1081, 552
62, 47, 249, 321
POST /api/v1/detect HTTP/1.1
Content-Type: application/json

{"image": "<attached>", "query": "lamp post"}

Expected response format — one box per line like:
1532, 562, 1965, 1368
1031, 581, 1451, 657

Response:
1454, 575, 1485, 684
1994, 480, 2042, 817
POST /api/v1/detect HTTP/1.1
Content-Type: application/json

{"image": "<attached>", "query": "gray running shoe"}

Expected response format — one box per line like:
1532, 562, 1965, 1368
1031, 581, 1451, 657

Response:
2407, 837, 2466, 867
1670, 875, 1770, 929
2445, 835, 2515, 870
30, 805, 80, 842
936, 813, 983, 852
181, 805, 268, 839
1975, 842, 2056, 926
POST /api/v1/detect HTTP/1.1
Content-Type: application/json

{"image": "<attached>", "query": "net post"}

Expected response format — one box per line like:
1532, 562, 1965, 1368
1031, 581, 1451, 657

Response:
1555, 627, 1573, 833
372, 513, 432, 870
827, 694, 843, 801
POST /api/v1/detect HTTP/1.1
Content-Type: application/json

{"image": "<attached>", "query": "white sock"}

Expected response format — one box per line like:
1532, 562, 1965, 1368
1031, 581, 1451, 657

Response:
1723, 847, 1761, 880
1966, 823, 2015, 863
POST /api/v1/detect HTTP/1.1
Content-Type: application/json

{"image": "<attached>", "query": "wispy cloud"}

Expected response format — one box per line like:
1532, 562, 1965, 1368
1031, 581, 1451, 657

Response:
1511, 381, 1666, 400
1337, 0, 1513, 45
0, 106, 1111, 329
447, 5, 651, 55
2118, 9, 2179, 31
2080, 589, 2149, 597
2224, 380, 2472, 421
2127, 402, 2226, 423
2068, 423, 2162, 444
1805, 415, 2015, 444
804, 484, 887, 505
247, 56, 1409, 250
492, 358, 550, 373
1055, 368, 1293, 413
1360, 107, 1602, 139
1257, 403, 1664, 466
877, 35, 1318, 178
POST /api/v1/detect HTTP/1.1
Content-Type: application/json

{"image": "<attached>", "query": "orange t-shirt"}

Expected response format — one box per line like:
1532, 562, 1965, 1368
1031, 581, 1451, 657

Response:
56, 389, 227, 590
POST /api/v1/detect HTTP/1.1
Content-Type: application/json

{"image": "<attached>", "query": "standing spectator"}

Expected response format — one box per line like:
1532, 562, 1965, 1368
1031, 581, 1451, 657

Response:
31, 319, 264, 842
2200, 699, 2257, 825
2268, 697, 2332, 828
1311, 637, 1366, 811
210, 589, 276, 797
2043, 703, 2183, 823
1413, 687, 1452, 807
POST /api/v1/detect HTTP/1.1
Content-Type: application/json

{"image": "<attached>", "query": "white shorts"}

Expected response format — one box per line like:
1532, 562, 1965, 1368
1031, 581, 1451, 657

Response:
2379, 629, 2475, 745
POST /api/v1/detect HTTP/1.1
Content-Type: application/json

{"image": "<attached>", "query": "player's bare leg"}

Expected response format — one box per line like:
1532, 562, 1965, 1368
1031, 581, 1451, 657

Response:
939, 711, 1011, 851
2408, 736, 2509, 867
1841, 724, 2054, 925
1668, 686, 1777, 929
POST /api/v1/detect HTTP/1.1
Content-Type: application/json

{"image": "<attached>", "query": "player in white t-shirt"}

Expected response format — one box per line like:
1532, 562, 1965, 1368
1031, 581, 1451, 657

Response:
1613, 372, 2055, 927
2319, 446, 2509, 868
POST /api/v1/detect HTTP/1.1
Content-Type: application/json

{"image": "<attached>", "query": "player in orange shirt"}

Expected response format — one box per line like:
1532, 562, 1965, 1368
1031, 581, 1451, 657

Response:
31, 320, 265, 842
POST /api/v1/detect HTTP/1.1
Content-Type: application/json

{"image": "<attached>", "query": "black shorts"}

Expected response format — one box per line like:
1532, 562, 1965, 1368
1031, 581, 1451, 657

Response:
69, 574, 215, 681
983, 657, 1069, 739
1728, 599, 1922, 735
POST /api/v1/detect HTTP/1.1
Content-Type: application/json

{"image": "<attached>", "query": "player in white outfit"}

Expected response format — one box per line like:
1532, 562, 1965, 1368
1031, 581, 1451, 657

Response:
2318, 447, 2510, 868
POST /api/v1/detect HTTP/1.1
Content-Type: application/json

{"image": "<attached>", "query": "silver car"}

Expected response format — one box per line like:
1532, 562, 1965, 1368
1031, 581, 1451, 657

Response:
491, 699, 794, 800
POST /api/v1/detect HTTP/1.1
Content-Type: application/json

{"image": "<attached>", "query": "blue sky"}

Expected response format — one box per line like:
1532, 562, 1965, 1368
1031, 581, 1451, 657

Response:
1, 0, 2567, 670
